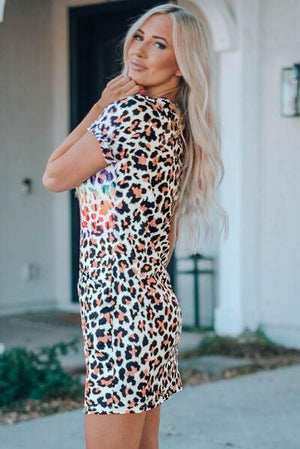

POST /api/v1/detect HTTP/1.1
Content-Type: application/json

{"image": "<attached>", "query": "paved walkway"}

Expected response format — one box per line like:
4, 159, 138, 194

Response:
1, 364, 299, 449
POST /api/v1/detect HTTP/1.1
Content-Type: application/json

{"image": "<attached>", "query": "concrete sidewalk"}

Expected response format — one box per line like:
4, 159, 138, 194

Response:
1, 364, 299, 449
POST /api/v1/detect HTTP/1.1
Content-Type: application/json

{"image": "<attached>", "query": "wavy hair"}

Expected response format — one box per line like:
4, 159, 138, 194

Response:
120, 2, 229, 256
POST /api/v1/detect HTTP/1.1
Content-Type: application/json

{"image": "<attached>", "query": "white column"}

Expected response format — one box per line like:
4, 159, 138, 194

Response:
215, 0, 261, 335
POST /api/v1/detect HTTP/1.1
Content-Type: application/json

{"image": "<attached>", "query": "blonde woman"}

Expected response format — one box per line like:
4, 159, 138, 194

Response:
43, 3, 228, 449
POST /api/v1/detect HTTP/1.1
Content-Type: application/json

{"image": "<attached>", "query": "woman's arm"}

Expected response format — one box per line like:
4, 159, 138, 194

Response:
46, 101, 104, 165
42, 101, 109, 192
45, 75, 136, 165
42, 75, 143, 192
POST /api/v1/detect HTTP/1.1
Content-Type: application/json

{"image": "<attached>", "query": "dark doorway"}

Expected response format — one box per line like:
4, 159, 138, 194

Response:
69, 0, 175, 302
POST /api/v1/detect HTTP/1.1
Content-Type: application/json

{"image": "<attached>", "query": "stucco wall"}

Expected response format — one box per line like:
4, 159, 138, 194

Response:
0, 0, 55, 314
259, 0, 300, 346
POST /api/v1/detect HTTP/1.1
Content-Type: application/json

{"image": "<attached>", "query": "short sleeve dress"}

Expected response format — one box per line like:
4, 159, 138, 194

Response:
75, 92, 185, 414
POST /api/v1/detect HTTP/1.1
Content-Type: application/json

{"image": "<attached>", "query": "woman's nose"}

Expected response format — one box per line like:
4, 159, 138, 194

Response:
135, 41, 148, 58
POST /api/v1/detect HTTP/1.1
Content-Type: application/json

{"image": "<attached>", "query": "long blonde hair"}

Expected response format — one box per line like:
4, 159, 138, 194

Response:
120, 3, 229, 256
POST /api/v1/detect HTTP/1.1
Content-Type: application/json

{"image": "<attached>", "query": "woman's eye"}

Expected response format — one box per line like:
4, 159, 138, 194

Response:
132, 34, 166, 50
155, 42, 166, 49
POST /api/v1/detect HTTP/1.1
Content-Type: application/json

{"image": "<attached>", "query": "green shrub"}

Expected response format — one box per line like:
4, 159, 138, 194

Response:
0, 337, 81, 407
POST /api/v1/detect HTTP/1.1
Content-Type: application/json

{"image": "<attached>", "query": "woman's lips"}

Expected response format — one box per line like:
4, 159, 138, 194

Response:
130, 61, 147, 71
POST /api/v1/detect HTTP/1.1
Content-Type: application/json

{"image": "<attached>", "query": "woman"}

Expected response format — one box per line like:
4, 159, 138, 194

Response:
42, 3, 228, 449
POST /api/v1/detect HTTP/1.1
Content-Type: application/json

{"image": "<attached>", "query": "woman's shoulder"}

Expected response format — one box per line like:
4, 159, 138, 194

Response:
103, 93, 181, 122
97, 94, 184, 141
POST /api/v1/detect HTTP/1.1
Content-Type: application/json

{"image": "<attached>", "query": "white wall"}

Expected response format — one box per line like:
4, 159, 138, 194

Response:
0, 0, 56, 314
215, 0, 300, 348
259, 0, 300, 347
0, 0, 106, 316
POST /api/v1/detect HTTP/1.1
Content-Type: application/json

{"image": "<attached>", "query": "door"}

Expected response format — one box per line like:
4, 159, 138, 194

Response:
69, 0, 174, 302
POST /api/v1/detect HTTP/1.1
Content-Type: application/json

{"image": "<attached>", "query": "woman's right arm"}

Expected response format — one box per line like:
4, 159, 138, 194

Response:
42, 75, 143, 191
45, 75, 142, 165
46, 101, 105, 165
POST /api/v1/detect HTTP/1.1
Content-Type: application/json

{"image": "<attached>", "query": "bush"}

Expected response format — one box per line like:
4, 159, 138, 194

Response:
196, 326, 296, 358
0, 337, 81, 407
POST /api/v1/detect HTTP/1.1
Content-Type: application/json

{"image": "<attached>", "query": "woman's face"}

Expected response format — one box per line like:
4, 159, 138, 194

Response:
126, 14, 182, 99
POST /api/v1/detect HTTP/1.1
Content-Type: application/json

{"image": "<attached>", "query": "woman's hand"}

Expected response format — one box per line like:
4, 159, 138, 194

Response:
96, 74, 145, 110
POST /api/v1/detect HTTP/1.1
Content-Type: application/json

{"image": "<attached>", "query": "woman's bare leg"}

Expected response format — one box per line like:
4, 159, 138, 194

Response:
138, 405, 161, 449
84, 404, 161, 449
84, 410, 147, 449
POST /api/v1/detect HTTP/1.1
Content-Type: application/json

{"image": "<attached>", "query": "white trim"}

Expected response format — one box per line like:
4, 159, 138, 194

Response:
179, 0, 237, 52
215, 49, 244, 335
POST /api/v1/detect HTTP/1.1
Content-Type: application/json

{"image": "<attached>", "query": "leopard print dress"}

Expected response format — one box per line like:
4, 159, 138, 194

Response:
75, 93, 185, 414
